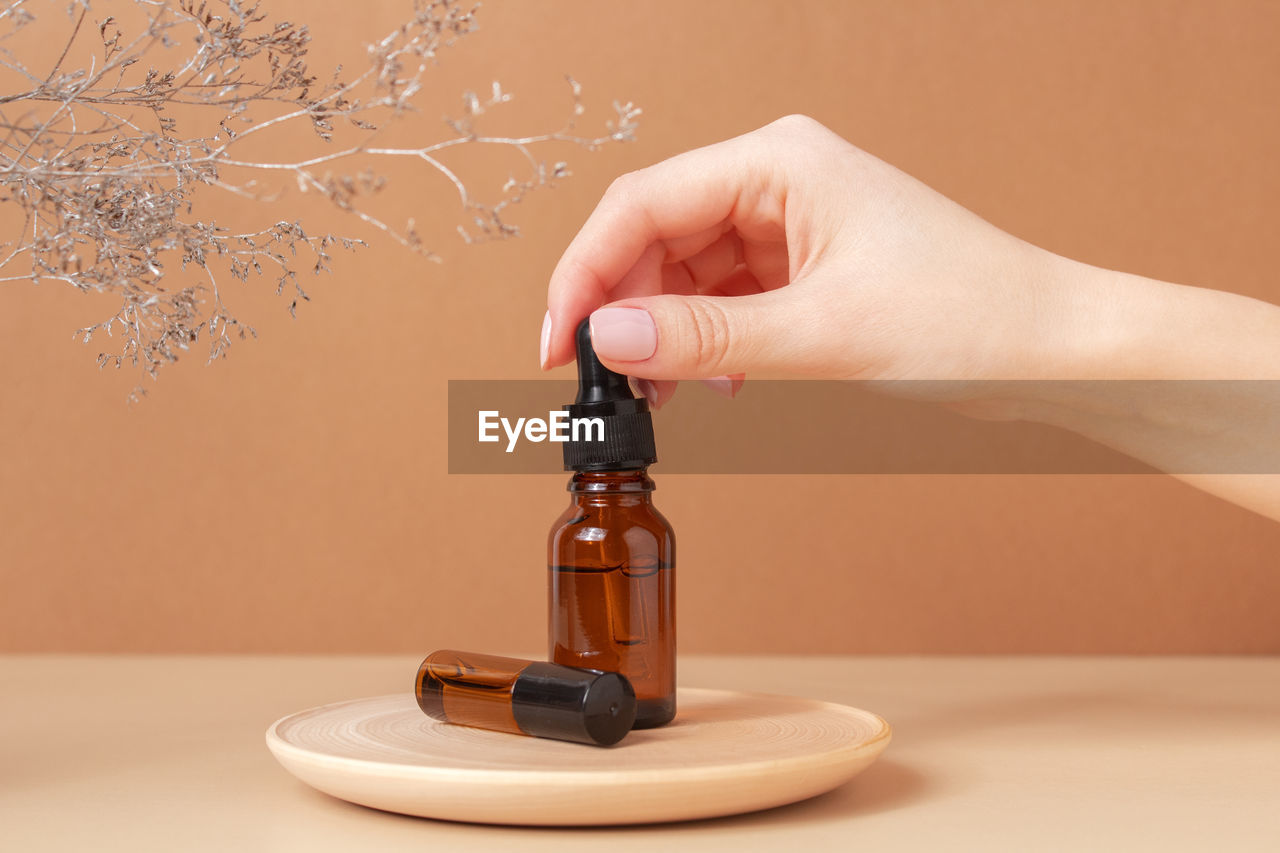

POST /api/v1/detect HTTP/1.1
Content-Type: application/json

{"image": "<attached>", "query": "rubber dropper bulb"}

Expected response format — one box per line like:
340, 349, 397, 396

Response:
574, 317, 635, 404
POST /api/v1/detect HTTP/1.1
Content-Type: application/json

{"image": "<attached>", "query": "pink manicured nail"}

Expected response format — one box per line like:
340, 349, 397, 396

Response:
701, 375, 742, 399
634, 378, 660, 408
539, 311, 551, 369
589, 307, 657, 362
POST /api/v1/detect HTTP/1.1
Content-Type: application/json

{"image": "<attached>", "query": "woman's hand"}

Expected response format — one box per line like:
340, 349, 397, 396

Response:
542, 115, 1280, 520
542, 114, 1073, 406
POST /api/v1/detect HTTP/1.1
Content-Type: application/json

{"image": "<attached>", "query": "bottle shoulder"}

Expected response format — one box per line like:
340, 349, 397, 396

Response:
550, 500, 673, 530
548, 501, 675, 554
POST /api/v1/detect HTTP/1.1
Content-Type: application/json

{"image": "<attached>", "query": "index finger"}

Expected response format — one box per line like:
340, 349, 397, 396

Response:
544, 132, 772, 368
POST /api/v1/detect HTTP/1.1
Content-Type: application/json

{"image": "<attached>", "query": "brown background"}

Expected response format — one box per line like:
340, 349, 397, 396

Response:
2, 0, 1277, 653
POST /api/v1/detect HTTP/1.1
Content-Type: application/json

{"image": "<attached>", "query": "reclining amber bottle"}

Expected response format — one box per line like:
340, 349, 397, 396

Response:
549, 319, 676, 728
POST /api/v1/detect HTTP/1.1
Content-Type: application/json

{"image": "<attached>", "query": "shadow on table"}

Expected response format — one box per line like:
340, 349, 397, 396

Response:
686, 757, 932, 825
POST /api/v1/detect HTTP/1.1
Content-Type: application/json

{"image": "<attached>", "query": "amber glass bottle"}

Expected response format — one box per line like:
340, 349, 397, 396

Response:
415, 649, 637, 746
550, 319, 675, 728
549, 469, 675, 728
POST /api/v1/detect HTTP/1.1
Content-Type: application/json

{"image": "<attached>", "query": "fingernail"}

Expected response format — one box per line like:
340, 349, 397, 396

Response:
589, 307, 657, 362
539, 311, 552, 369
634, 378, 660, 408
702, 375, 742, 399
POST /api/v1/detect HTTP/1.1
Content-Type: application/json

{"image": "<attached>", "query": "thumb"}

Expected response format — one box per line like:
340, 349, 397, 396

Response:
587, 290, 817, 380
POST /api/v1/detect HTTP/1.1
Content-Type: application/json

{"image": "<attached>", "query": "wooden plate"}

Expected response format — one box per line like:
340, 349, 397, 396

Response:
266, 687, 891, 826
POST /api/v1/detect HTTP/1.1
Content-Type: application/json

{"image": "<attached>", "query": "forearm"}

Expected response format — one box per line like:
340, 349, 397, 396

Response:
1060, 260, 1280, 381
1017, 258, 1280, 519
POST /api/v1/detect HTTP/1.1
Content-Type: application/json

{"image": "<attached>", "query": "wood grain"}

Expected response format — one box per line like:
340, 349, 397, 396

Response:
266, 687, 891, 825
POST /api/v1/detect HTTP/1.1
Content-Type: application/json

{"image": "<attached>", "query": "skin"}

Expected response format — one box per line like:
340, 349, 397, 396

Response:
543, 115, 1280, 521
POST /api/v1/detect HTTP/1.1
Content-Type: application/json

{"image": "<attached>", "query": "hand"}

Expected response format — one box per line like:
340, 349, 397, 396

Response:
542, 115, 1280, 520
542, 114, 1072, 406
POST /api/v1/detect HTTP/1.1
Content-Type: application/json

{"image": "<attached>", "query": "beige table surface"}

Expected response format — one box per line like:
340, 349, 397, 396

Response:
2, 655, 1278, 852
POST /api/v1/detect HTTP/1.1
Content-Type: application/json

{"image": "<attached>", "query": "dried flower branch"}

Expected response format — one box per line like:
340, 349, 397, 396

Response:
0, 0, 639, 400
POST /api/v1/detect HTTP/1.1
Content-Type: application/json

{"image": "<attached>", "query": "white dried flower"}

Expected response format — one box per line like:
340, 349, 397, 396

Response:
0, 0, 638, 401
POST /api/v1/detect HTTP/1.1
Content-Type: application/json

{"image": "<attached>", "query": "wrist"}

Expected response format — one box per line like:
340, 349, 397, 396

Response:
980, 254, 1280, 425
1042, 260, 1280, 381
1019, 253, 1148, 381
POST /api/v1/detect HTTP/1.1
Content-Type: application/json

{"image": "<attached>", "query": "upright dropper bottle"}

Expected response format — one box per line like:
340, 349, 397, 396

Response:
547, 319, 676, 728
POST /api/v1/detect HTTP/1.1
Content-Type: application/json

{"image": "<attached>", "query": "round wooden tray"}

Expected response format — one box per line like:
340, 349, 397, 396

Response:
266, 687, 891, 826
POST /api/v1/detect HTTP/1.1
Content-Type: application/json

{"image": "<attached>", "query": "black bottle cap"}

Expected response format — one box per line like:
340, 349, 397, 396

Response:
562, 318, 658, 471
511, 661, 637, 746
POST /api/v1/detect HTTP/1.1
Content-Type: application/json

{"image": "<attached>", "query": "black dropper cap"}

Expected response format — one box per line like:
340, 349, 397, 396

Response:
511, 662, 637, 746
562, 318, 658, 471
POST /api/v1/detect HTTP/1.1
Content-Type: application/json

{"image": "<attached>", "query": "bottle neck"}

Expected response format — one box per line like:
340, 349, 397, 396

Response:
567, 469, 654, 501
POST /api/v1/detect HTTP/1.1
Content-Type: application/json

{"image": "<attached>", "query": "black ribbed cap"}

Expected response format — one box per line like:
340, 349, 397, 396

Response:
511, 662, 637, 746
562, 318, 658, 471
